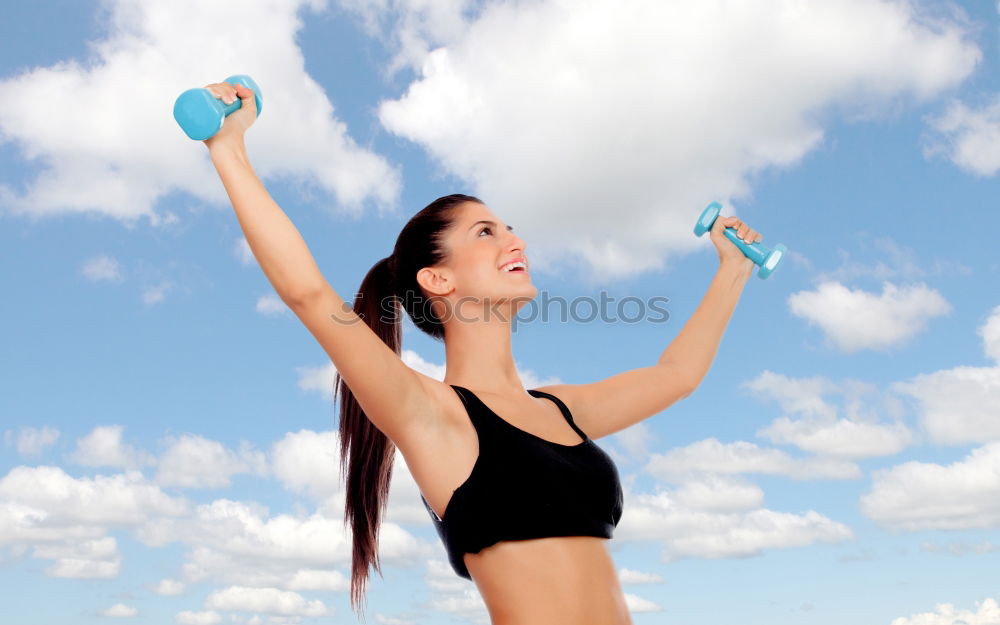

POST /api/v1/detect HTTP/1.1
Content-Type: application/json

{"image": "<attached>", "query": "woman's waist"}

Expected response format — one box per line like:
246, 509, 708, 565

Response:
468, 536, 632, 625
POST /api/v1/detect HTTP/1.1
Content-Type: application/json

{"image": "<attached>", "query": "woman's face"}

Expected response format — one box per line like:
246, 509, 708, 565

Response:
420, 201, 536, 321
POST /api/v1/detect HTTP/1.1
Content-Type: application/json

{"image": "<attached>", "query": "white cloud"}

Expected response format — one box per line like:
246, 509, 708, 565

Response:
401, 349, 446, 380
759, 416, 912, 459
153, 578, 186, 595
671, 475, 764, 514
646, 438, 861, 481
891, 306, 1000, 445
892, 366, 1000, 445
422, 558, 484, 621
618, 567, 665, 585
142, 281, 173, 306
982, 304, 1000, 363
175, 611, 222, 625
787, 281, 951, 353
271, 430, 341, 501
204, 585, 328, 617
295, 362, 338, 400
256, 294, 290, 316
68, 425, 154, 469
624, 592, 663, 613
35, 536, 121, 579
0, 465, 188, 530
618, 485, 852, 560
156, 435, 266, 489
99, 603, 138, 618
233, 237, 254, 267
610, 421, 656, 464
920, 540, 998, 556
0, 0, 398, 224
925, 95, 1000, 176
807, 234, 971, 284
141, 498, 431, 590
861, 441, 1000, 530
745, 371, 912, 458
0, 465, 187, 578
81, 255, 123, 282
378, 0, 978, 281
285, 568, 350, 592
6, 426, 60, 457
891, 598, 1000, 625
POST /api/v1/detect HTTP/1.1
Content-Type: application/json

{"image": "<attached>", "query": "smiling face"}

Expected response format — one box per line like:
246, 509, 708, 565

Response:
417, 201, 537, 322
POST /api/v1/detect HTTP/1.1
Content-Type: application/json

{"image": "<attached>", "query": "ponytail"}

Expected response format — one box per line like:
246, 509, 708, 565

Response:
334, 193, 483, 619
336, 254, 401, 619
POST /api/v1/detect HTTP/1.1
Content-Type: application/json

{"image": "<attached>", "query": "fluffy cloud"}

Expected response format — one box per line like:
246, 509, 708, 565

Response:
861, 441, 1000, 530
0, 466, 187, 529
270, 430, 341, 501
787, 281, 951, 353
68, 425, 154, 469
255, 294, 290, 316
35, 536, 121, 579
618, 485, 853, 560
891, 305, 1000, 445
618, 568, 665, 585
174, 611, 221, 625
646, 438, 860, 481
99, 603, 138, 618
80, 255, 123, 282
204, 586, 328, 617
745, 370, 912, 458
0, 465, 186, 579
924, 95, 1000, 177
0, 0, 398, 223
624, 593, 663, 613
5, 426, 59, 457
422, 558, 484, 621
156, 435, 266, 489
891, 598, 1000, 625
983, 304, 1000, 363
378, 0, 979, 280
139, 498, 431, 590
153, 578, 186, 595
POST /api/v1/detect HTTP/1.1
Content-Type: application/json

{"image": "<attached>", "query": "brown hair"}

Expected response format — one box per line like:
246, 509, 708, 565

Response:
336, 194, 483, 618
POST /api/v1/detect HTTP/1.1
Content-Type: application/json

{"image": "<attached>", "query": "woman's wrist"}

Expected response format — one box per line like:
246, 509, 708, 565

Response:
208, 137, 249, 165
718, 256, 753, 282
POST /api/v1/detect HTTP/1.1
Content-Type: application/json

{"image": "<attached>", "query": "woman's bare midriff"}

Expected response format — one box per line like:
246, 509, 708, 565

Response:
401, 380, 632, 625
465, 535, 633, 625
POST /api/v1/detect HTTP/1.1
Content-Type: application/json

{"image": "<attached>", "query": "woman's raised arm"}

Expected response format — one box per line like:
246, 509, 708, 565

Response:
205, 82, 324, 302
201, 81, 444, 445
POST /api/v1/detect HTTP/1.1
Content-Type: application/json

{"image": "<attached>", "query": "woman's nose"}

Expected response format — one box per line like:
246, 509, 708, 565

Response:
506, 231, 526, 252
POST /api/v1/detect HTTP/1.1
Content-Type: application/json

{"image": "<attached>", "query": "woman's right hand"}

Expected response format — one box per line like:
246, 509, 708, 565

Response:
202, 81, 258, 151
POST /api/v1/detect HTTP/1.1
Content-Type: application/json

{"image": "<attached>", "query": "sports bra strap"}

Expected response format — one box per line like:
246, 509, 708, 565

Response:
528, 388, 589, 441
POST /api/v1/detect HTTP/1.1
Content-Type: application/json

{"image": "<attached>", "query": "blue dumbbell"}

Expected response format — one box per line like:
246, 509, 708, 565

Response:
173, 74, 263, 141
694, 202, 787, 279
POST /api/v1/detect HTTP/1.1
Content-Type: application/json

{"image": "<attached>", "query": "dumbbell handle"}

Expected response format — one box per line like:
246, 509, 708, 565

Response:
721, 228, 767, 264
173, 74, 263, 141
694, 201, 787, 279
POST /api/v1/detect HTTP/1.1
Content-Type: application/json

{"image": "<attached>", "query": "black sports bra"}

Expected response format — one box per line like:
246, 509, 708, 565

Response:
420, 384, 624, 580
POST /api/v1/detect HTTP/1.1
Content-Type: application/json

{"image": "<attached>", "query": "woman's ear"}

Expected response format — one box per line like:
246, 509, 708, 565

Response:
416, 266, 453, 297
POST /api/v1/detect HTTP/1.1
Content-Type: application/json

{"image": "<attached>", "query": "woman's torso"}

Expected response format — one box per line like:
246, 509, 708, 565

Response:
400, 380, 632, 625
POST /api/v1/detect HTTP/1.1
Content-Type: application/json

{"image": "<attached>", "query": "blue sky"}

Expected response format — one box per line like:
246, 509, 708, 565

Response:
2, 1, 999, 624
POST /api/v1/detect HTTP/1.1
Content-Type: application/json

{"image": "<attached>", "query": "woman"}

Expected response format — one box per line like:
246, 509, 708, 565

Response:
203, 81, 762, 625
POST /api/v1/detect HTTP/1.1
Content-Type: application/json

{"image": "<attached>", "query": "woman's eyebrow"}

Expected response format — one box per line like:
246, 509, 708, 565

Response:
468, 220, 514, 232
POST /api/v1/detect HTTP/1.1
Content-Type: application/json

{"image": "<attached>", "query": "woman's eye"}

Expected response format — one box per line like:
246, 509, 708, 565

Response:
478, 227, 491, 236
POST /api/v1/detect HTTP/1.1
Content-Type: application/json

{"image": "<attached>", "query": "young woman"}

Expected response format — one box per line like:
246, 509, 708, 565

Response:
203, 81, 762, 625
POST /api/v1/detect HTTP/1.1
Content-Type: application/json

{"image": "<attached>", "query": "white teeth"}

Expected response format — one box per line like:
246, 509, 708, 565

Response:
501, 261, 527, 272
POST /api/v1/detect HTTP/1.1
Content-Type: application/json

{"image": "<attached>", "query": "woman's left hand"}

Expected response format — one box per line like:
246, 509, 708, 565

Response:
710, 214, 762, 270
